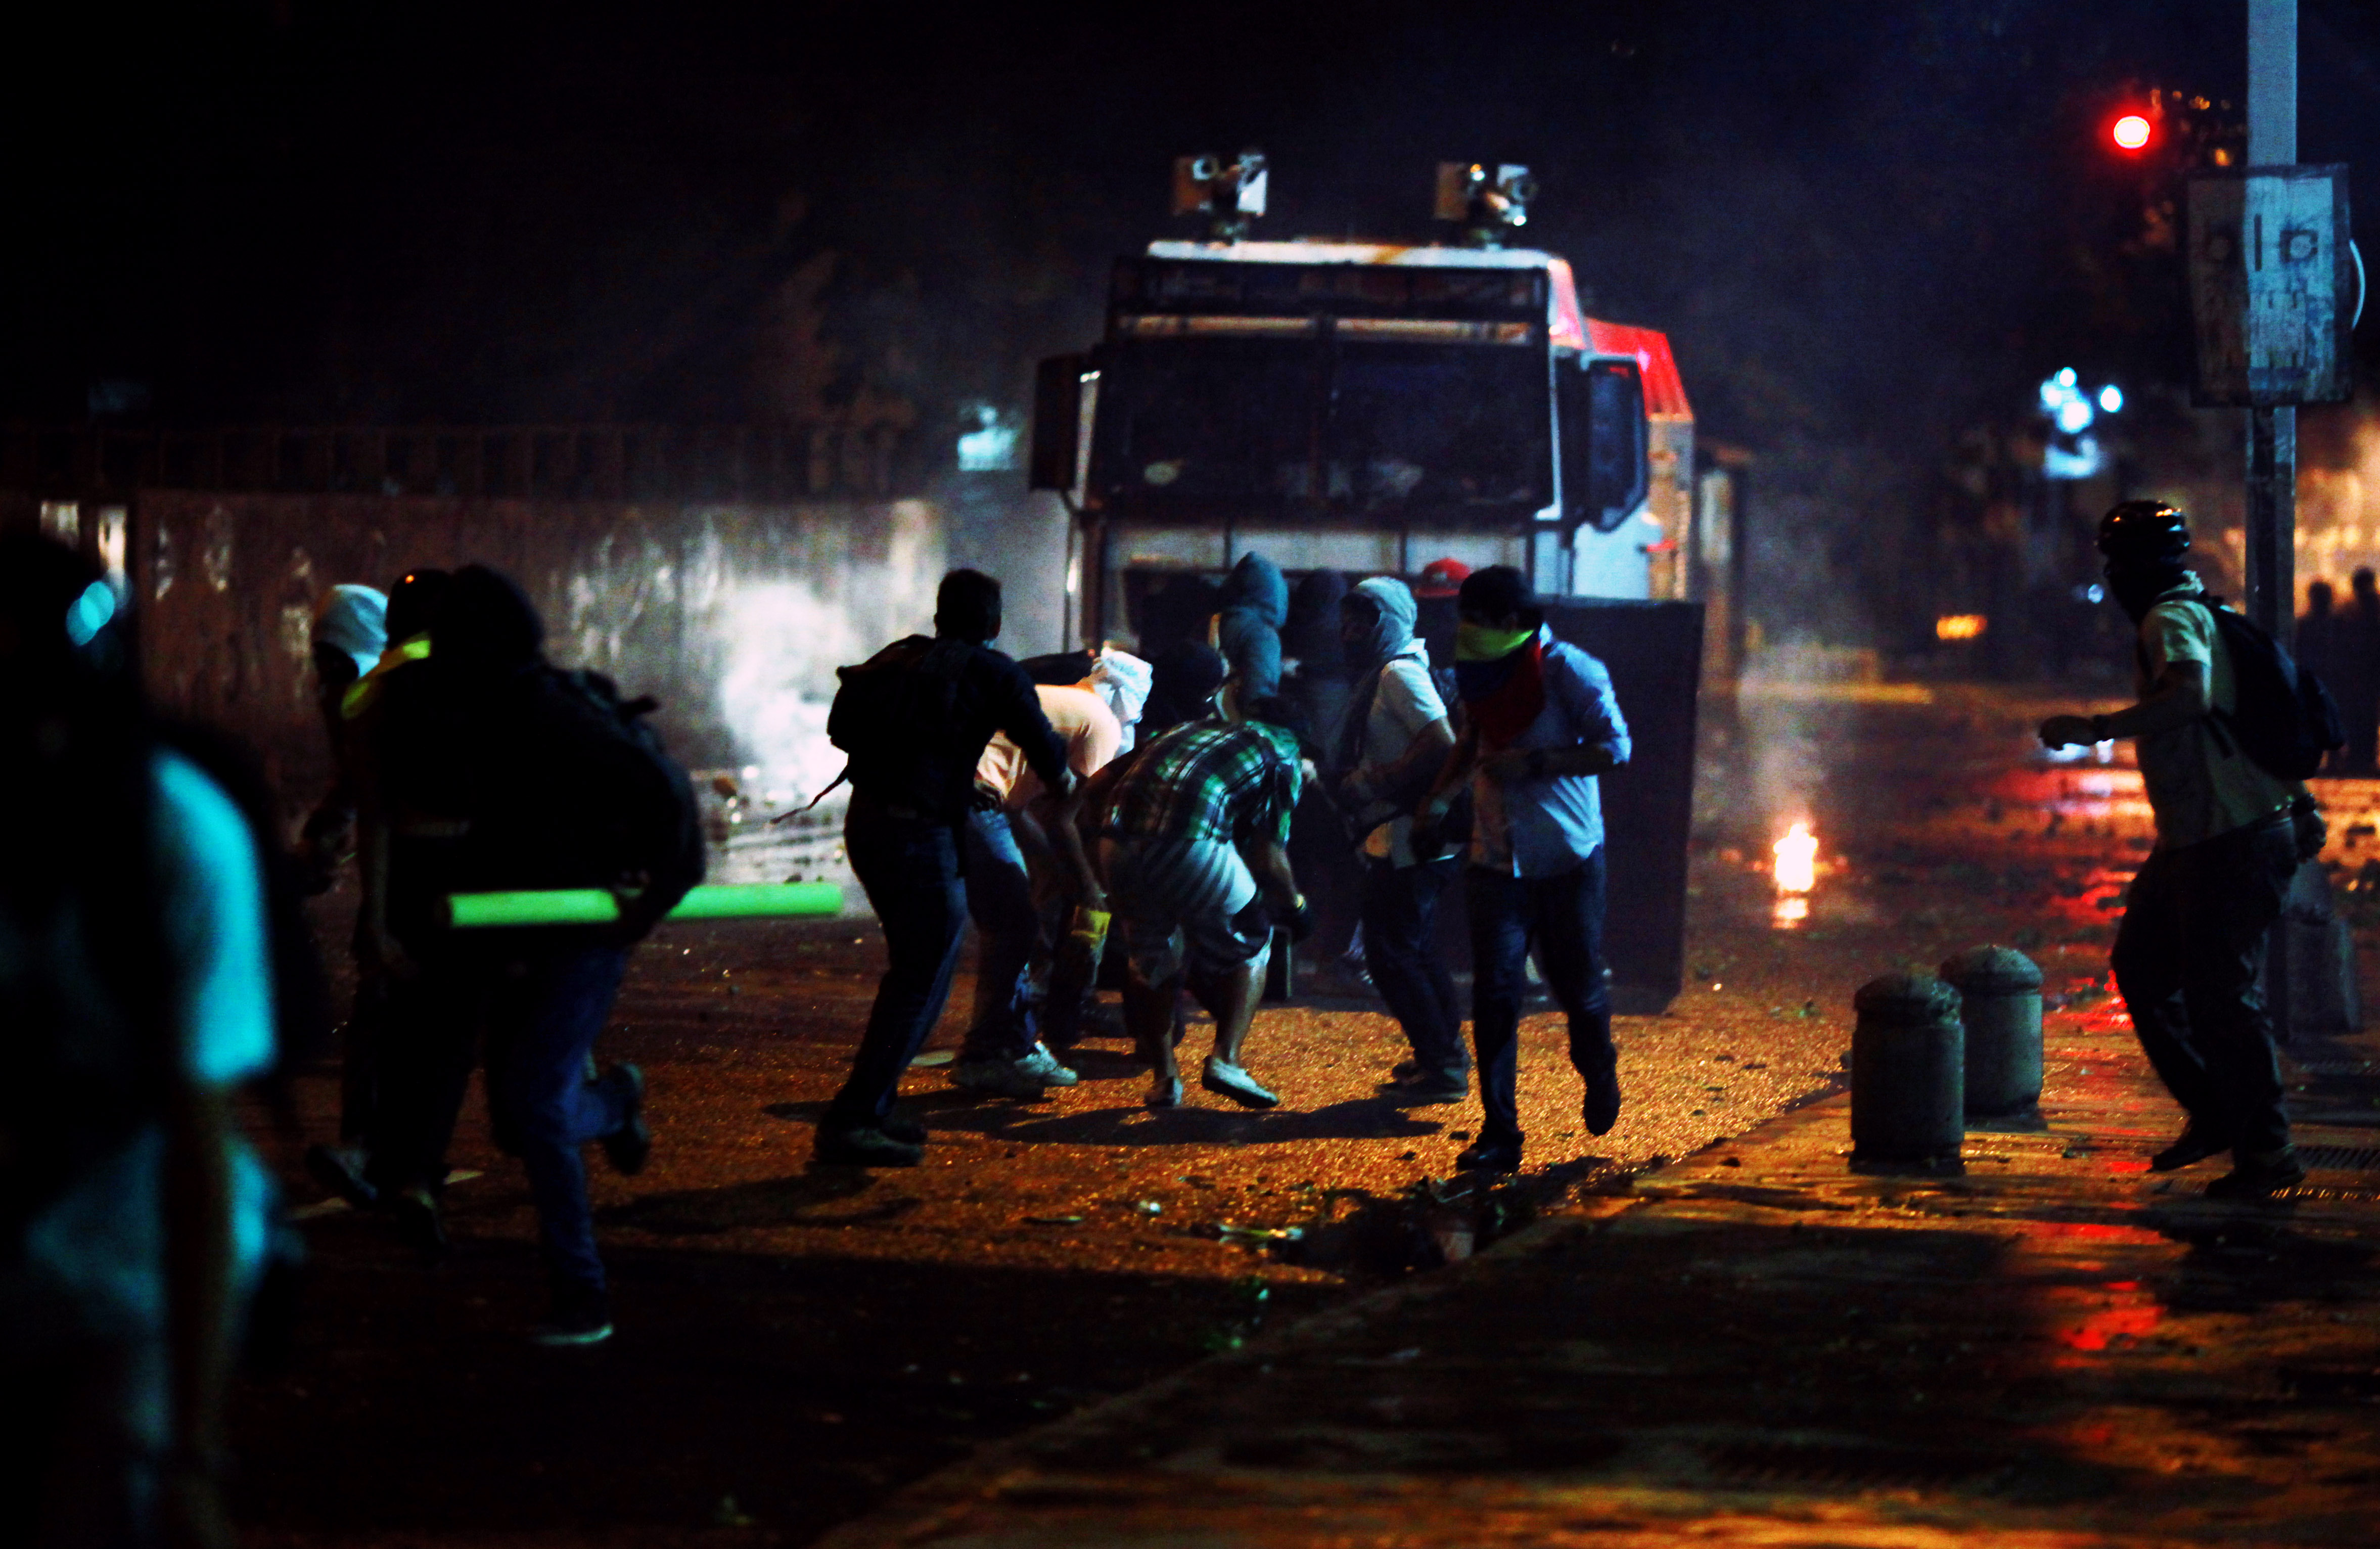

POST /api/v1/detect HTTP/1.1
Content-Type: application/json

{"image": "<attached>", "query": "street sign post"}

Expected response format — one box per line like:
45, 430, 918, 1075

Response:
2186, 165, 2355, 408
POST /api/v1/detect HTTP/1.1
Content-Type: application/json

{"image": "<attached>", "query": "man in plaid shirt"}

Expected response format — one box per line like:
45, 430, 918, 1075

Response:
1101, 696, 1315, 1109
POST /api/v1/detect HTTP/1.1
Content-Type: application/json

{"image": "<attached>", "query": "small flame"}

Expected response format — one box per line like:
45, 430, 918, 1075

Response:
1773, 822, 1817, 894
1935, 613, 1987, 642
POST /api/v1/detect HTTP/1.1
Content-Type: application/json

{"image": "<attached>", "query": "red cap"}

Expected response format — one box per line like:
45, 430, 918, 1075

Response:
1413, 557, 1471, 599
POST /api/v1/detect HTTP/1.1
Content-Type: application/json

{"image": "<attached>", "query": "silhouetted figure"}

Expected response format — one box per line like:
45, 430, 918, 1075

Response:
2040, 502, 2321, 1198
2340, 569, 2380, 775
2299, 581, 2348, 774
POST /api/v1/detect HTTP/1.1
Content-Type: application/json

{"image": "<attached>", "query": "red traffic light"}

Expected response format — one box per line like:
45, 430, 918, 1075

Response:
2110, 113, 2154, 152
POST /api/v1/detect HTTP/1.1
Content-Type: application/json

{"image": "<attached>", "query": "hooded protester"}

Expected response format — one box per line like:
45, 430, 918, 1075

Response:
1087, 645, 1155, 753
1212, 551, 1289, 707
297, 585, 390, 892
1414, 566, 1631, 1172
1140, 641, 1228, 739
1335, 578, 1465, 1098
2040, 502, 2324, 1198
356, 564, 694, 1345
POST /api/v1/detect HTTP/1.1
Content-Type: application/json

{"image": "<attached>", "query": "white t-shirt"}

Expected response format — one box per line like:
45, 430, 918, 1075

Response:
19, 750, 278, 1447
975, 685, 1123, 812
1352, 648, 1449, 867
2134, 581, 2303, 849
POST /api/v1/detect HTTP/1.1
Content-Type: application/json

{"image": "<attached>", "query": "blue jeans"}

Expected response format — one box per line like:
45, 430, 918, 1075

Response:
483, 941, 633, 1294
829, 803, 967, 1128
960, 807, 1040, 1061
1360, 858, 1464, 1075
1466, 849, 1613, 1147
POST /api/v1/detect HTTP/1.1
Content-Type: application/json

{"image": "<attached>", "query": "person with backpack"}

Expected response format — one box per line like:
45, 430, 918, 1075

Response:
363, 565, 701, 1343
0, 533, 304, 1547
2040, 501, 2332, 1198
1412, 566, 1631, 1174
1335, 577, 1466, 1101
819, 570, 1072, 1166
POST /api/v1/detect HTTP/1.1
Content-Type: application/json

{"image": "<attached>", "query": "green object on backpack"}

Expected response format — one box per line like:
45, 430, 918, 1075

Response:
447, 882, 842, 929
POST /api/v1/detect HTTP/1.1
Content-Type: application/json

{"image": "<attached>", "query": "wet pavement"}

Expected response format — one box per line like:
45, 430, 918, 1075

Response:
231, 686, 2380, 1546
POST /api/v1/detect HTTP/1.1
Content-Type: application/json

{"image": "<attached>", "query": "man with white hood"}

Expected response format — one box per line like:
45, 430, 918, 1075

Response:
1334, 577, 1465, 1101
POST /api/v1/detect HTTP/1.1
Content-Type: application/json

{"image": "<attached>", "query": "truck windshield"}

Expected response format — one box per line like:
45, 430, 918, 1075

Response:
1329, 344, 1549, 510
1097, 338, 1550, 515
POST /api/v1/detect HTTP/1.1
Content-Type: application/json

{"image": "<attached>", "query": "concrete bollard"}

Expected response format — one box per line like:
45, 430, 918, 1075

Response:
1940, 945, 2044, 1117
1851, 973, 1965, 1170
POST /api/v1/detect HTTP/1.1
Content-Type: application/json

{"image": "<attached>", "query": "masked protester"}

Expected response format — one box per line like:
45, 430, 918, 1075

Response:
1334, 578, 1464, 1100
1414, 566, 1631, 1173
2039, 502, 2322, 1197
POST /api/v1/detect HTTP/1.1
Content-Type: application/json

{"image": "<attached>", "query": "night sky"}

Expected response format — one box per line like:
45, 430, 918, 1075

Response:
8, 2, 2377, 471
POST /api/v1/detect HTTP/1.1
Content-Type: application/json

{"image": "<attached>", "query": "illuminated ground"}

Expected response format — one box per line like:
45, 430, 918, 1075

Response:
230, 685, 2380, 1546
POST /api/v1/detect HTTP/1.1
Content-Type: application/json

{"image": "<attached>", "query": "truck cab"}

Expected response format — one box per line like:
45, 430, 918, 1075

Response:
1031, 239, 1664, 644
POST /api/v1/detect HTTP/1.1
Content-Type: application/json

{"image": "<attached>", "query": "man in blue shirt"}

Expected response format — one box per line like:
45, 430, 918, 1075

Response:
1416, 567, 1631, 1172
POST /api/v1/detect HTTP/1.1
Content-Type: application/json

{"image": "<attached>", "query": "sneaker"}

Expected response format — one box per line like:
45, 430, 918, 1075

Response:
879, 1109, 927, 1145
1582, 1065, 1622, 1137
1017, 1043, 1080, 1087
2205, 1149, 2307, 1200
1201, 1056, 1278, 1109
1380, 1068, 1469, 1104
388, 1186, 449, 1266
2150, 1120, 2235, 1173
814, 1124, 924, 1167
600, 1064, 652, 1176
531, 1284, 614, 1347
1457, 1137, 1523, 1173
950, 1057, 1049, 1100
1145, 1074, 1183, 1109
305, 1143, 378, 1210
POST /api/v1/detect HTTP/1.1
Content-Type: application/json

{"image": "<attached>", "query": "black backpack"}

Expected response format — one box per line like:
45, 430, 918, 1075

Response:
2189, 599, 2346, 781
826, 636, 973, 810
466, 667, 704, 926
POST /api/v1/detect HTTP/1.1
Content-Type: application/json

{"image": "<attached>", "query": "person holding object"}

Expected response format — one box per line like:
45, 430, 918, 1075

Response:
1334, 577, 1465, 1102
1101, 698, 1315, 1109
818, 571, 1072, 1166
1412, 567, 1630, 1173
360, 565, 702, 1343
2040, 501, 2330, 1198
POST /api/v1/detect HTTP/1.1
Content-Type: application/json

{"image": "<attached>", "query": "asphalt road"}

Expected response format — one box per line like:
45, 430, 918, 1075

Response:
228, 684, 2380, 1547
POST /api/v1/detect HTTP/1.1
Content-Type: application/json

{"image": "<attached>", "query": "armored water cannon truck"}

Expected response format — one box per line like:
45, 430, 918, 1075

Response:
1028, 162, 1704, 1011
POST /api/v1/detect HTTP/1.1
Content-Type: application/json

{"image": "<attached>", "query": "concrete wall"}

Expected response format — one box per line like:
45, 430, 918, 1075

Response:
129, 490, 948, 817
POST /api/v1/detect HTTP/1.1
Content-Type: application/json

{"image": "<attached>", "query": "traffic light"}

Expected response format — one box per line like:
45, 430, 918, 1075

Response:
2108, 111, 2155, 154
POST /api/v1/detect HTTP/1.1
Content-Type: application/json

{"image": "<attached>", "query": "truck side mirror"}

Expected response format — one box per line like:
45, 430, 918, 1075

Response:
1561, 356, 1650, 532
1029, 354, 1090, 492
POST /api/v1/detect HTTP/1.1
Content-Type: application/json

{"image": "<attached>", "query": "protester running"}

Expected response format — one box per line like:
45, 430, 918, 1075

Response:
818, 570, 1071, 1166
1416, 566, 1630, 1172
2040, 501, 2330, 1198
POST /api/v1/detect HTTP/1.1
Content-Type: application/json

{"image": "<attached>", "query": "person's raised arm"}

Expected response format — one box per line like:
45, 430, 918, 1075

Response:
2040, 661, 2209, 747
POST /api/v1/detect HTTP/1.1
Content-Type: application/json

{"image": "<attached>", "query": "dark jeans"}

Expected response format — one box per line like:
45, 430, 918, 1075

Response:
364, 934, 632, 1292
1361, 857, 1464, 1074
828, 803, 967, 1129
483, 942, 633, 1294
2112, 813, 2300, 1159
960, 807, 1039, 1061
1466, 849, 1613, 1147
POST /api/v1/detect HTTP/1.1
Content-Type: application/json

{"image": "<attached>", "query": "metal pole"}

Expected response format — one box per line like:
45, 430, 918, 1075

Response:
2244, 0, 2297, 646
2248, 0, 2298, 1041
